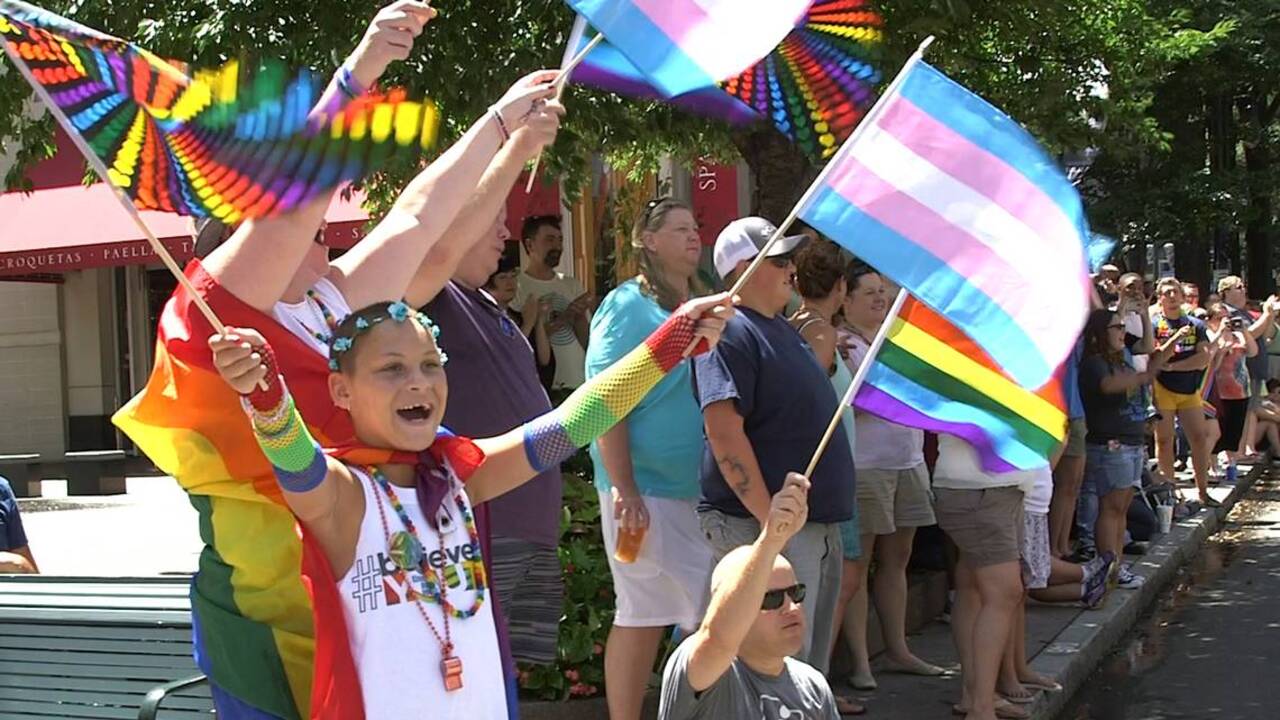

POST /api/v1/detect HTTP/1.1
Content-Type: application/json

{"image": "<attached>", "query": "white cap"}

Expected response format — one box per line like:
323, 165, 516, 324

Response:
713, 217, 809, 279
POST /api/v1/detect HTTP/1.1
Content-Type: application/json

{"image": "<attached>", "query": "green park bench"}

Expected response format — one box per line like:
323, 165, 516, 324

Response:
0, 454, 44, 499
63, 451, 128, 496
0, 575, 212, 719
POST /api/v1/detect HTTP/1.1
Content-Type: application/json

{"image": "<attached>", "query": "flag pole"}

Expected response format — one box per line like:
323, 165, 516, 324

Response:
726, 35, 936, 298
524, 32, 606, 193
803, 287, 908, 477
2, 42, 229, 334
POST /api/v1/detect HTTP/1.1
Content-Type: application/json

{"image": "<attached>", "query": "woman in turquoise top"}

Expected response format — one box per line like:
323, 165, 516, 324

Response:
586, 198, 713, 720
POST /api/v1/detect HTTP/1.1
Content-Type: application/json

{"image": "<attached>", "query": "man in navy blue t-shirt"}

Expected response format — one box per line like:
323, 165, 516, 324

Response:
692, 217, 854, 678
0, 476, 37, 573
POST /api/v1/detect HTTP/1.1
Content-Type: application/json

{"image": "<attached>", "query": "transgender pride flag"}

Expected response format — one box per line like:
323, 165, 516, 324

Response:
564, 15, 760, 125
799, 60, 1091, 388
566, 0, 809, 98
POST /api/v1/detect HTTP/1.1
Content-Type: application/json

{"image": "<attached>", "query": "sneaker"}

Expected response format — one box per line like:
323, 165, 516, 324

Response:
1116, 564, 1146, 589
1082, 553, 1114, 608
1080, 551, 1113, 583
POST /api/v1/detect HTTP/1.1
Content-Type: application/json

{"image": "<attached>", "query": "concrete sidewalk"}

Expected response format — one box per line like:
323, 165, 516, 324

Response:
841, 462, 1265, 720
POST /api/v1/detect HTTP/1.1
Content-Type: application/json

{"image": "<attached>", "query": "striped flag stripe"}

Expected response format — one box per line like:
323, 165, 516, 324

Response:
874, 97, 1085, 267
804, 187, 1048, 384
883, 319, 1065, 436
857, 363, 1049, 471
801, 61, 1090, 387
897, 63, 1087, 234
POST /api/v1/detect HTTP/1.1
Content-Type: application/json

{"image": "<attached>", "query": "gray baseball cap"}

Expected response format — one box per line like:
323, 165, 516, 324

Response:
713, 216, 808, 279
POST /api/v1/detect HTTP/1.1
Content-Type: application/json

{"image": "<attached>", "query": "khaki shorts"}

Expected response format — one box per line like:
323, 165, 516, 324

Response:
855, 464, 935, 536
1062, 417, 1087, 458
934, 486, 1025, 568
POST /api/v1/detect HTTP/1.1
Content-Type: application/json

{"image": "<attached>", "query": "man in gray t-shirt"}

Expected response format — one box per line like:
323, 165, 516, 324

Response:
659, 474, 845, 720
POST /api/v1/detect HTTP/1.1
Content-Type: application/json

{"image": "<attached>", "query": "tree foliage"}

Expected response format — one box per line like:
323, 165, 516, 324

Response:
2, 0, 1275, 288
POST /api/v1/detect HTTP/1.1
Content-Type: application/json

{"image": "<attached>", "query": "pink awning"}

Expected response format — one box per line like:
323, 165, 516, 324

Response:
0, 184, 368, 276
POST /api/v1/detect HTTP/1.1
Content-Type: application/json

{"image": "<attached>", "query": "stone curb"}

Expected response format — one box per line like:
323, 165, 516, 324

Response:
1026, 464, 1265, 720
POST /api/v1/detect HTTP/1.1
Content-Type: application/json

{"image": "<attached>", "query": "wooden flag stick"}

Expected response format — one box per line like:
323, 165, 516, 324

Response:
803, 288, 909, 478
726, 36, 935, 298
2, 41, 228, 334
525, 33, 606, 193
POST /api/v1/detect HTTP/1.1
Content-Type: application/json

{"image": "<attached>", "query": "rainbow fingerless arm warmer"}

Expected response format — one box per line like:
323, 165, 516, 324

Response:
523, 312, 700, 472
239, 342, 329, 494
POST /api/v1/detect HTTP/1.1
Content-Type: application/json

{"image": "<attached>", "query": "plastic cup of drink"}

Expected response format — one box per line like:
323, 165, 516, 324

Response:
1156, 504, 1174, 534
614, 526, 646, 564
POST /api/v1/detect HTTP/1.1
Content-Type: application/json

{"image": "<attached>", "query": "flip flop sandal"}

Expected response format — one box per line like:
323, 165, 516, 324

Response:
836, 696, 867, 716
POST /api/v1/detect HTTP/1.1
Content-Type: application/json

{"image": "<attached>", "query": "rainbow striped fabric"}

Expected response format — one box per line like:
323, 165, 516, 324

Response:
113, 262, 351, 719
854, 298, 1067, 473
800, 61, 1091, 388
523, 312, 698, 472
566, 0, 809, 98
0, 0, 438, 224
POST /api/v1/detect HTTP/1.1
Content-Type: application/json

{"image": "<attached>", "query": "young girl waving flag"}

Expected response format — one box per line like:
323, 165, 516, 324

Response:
209, 295, 731, 717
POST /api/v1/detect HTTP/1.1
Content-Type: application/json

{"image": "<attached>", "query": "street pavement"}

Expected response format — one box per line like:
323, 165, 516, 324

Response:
17, 476, 201, 576
1055, 467, 1280, 720
13, 466, 1270, 719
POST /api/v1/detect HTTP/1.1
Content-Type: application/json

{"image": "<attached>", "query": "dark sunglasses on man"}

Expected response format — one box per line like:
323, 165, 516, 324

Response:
760, 583, 806, 611
767, 253, 796, 269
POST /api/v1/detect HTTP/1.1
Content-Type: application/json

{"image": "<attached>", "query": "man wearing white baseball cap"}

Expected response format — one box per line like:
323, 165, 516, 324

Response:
693, 218, 857, 692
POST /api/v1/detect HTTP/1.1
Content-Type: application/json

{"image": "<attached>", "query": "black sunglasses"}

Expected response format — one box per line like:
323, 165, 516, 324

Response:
761, 583, 806, 611
767, 254, 796, 269
641, 196, 673, 226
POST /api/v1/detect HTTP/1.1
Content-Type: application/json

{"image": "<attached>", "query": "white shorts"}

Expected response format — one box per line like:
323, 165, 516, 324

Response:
599, 492, 713, 631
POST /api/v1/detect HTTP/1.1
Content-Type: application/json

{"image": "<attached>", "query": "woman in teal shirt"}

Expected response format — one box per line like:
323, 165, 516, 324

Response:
587, 198, 713, 720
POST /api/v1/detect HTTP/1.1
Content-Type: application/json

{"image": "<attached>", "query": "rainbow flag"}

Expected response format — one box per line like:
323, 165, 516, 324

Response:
565, 15, 759, 125
566, 0, 809, 97
113, 261, 354, 719
854, 298, 1067, 473
800, 60, 1091, 388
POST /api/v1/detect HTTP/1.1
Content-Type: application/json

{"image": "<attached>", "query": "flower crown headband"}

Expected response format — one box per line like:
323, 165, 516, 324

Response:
328, 301, 447, 371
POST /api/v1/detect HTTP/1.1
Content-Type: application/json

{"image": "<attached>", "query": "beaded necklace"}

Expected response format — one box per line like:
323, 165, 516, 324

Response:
366, 465, 486, 690
305, 289, 339, 345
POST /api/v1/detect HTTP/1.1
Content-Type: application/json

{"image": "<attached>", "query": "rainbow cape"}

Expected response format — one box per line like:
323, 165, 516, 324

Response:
113, 261, 352, 718
113, 263, 509, 718
853, 298, 1067, 472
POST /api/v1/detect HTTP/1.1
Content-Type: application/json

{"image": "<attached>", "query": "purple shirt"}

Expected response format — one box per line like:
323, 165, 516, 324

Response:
425, 281, 561, 546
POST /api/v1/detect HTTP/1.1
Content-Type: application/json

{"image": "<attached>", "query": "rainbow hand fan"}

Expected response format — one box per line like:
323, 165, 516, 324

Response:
0, 0, 439, 224
719, 0, 883, 160
567, 0, 882, 162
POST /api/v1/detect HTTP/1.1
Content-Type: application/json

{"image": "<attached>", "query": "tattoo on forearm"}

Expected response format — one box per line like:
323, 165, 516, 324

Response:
717, 454, 752, 496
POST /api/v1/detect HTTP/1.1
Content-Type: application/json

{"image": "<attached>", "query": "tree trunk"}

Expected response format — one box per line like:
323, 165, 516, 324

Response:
732, 127, 817, 225
1238, 93, 1277, 297
1206, 92, 1238, 286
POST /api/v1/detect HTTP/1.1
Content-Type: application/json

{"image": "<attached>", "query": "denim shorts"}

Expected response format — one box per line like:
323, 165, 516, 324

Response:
1085, 442, 1145, 496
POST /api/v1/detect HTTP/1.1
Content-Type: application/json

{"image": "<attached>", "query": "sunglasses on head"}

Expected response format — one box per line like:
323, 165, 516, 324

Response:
761, 583, 806, 611
641, 196, 673, 226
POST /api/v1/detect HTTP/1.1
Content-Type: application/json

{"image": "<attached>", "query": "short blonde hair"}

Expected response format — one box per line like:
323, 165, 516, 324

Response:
1217, 275, 1244, 295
